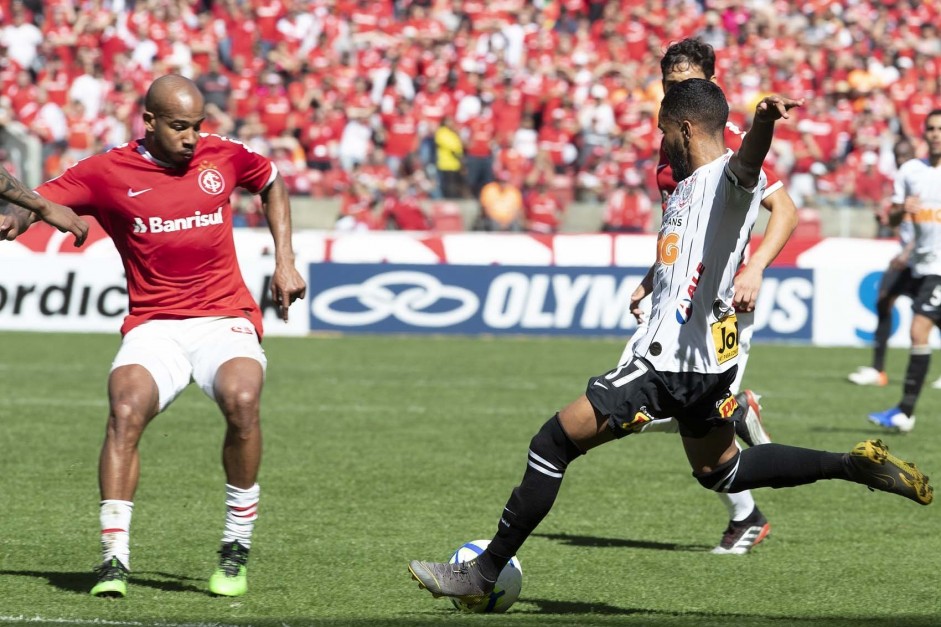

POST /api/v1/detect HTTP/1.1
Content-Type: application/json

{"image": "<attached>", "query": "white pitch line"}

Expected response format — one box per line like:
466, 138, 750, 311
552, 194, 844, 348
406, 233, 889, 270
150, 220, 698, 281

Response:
0, 617, 283, 627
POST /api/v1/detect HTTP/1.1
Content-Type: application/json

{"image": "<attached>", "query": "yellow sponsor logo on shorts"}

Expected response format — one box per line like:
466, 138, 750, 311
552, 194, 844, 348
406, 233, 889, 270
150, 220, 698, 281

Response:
621, 409, 654, 431
718, 394, 738, 419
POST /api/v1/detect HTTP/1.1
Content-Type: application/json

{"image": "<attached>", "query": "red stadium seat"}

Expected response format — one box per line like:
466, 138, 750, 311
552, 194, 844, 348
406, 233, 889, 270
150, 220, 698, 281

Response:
550, 174, 575, 208
431, 201, 465, 232
793, 208, 822, 239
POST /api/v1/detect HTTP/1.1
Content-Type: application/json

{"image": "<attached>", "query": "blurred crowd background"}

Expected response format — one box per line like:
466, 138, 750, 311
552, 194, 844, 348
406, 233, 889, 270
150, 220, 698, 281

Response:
0, 0, 939, 234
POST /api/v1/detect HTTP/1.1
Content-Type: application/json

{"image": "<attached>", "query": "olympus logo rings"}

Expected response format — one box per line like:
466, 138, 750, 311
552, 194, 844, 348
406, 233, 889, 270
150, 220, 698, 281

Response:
311, 271, 479, 327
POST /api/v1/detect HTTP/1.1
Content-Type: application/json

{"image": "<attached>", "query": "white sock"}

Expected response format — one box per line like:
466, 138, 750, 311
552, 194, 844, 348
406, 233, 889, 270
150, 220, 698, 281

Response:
718, 490, 756, 522
635, 417, 680, 434
222, 483, 259, 549
99, 499, 133, 569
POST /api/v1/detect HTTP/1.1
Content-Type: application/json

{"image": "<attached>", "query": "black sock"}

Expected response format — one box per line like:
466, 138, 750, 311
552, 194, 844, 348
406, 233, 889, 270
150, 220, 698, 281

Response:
900, 350, 930, 416
479, 414, 583, 581
728, 444, 847, 490
872, 300, 893, 372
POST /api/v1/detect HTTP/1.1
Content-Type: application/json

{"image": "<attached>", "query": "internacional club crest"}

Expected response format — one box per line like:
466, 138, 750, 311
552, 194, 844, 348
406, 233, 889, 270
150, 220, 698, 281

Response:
196, 160, 226, 195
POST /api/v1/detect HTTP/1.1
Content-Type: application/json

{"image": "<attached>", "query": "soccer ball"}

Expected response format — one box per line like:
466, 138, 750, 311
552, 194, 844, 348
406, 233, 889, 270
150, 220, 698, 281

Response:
448, 539, 523, 613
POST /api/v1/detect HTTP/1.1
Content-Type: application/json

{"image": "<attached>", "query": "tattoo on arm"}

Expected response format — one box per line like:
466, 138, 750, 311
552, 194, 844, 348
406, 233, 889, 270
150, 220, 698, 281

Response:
0, 168, 41, 212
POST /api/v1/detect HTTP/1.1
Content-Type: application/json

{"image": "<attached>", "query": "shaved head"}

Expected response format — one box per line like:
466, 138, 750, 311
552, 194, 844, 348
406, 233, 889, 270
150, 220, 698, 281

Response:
142, 75, 206, 168
144, 74, 204, 117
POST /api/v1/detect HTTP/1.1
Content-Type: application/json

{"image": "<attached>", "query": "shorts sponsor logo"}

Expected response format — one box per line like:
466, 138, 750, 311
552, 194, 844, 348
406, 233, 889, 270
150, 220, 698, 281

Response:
231, 325, 254, 335
621, 407, 654, 431
717, 394, 738, 419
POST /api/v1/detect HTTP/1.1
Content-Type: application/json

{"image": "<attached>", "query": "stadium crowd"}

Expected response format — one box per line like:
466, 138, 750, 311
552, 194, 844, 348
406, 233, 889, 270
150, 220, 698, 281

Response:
0, 0, 939, 232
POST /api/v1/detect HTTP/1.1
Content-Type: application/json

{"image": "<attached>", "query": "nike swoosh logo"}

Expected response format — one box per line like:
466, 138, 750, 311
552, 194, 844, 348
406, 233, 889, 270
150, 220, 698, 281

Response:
127, 188, 153, 197
592, 380, 608, 389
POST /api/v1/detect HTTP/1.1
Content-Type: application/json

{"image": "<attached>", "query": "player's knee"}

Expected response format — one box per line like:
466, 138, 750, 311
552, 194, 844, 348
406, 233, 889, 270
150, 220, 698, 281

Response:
529, 413, 584, 473
215, 378, 261, 417
693, 450, 740, 492
107, 400, 153, 442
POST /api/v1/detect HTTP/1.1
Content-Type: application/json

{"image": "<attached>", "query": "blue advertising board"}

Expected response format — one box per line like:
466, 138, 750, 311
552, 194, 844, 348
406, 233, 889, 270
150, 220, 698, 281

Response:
308, 263, 815, 341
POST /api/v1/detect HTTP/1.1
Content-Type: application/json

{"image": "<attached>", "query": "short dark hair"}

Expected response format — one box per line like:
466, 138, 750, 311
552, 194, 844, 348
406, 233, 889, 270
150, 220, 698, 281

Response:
926, 109, 941, 126
660, 78, 729, 136
660, 38, 716, 80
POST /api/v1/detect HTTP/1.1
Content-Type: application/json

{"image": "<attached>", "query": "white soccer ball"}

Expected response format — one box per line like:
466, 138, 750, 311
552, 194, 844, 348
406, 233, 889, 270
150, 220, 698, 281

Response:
448, 539, 523, 613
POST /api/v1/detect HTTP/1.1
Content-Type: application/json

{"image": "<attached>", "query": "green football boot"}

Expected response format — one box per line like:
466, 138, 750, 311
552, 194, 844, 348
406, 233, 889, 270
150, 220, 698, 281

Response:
90, 557, 128, 598
208, 541, 250, 596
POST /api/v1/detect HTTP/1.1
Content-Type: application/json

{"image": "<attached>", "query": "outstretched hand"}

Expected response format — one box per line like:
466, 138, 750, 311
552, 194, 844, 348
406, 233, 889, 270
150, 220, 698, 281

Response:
754, 95, 804, 123
270, 263, 308, 322
37, 201, 89, 247
0, 205, 32, 242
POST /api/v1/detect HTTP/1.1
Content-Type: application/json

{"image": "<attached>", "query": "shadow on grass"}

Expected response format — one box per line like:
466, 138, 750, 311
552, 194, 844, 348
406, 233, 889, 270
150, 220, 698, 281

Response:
518, 597, 645, 615
0, 569, 205, 595
533, 532, 712, 552
511, 601, 941, 626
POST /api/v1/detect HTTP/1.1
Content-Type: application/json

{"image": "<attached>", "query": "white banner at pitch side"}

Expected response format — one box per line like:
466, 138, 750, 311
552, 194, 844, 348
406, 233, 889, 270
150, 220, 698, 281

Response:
0, 254, 310, 336
0, 227, 932, 346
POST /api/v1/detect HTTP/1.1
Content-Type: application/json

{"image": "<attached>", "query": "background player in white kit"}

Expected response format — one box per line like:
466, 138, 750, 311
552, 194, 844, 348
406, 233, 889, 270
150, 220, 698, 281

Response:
0, 75, 307, 599
848, 138, 919, 388
869, 110, 941, 433
408, 80, 932, 603
618, 38, 800, 555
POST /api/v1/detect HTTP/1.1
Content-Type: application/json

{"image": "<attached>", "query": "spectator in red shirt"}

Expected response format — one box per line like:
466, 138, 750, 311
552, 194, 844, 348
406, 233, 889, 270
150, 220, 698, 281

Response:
538, 109, 576, 173
381, 98, 420, 176
256, 71, 292, 138
851, 151, 892, 212
463, 107, 496, 199
524, 180, 564, 233
383, 181, 432, 231
301, 105, 339, 172
601, 170, 652, 233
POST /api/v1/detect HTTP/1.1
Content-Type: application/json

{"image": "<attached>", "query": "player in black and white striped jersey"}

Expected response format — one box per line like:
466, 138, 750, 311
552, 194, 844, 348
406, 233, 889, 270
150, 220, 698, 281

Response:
408, 80, 932, 604
869, 110, 941, 433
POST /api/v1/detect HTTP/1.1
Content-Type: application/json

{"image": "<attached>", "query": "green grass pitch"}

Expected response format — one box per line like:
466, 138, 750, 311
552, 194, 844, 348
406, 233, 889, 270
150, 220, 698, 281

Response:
0, 331, 938, 627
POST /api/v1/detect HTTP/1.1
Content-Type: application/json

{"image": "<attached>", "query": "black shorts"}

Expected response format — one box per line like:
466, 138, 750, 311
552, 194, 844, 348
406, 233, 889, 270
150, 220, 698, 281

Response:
910, 274, 941, 322
585, 356, 738, 439
880, 265, 918, 301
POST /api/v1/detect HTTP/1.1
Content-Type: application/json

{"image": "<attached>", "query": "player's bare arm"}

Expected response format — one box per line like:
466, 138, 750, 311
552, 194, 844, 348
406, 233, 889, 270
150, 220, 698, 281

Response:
0, 169, 88, 246
887, 197, 921, 227
889, 239, 915, 271
0, 203, 38, 241
630, 264, 656, 323
729, 95, 803, 190
734, 187, 799, 311
260, 173, 307, 321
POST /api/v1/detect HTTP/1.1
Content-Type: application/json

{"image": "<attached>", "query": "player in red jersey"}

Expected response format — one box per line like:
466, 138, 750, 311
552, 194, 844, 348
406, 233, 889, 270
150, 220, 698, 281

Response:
0, 75, 306, 598
619, 39, 799, 555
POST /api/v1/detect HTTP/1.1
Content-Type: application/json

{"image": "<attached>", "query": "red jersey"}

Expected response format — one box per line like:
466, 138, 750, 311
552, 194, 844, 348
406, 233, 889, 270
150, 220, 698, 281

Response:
37, 135, 277, 337
382, 111, 419, 158
656, 121, 782, 207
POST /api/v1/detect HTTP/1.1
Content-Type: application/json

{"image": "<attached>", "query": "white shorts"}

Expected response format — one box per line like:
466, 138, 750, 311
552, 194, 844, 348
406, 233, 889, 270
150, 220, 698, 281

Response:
111, 316, 267, 412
